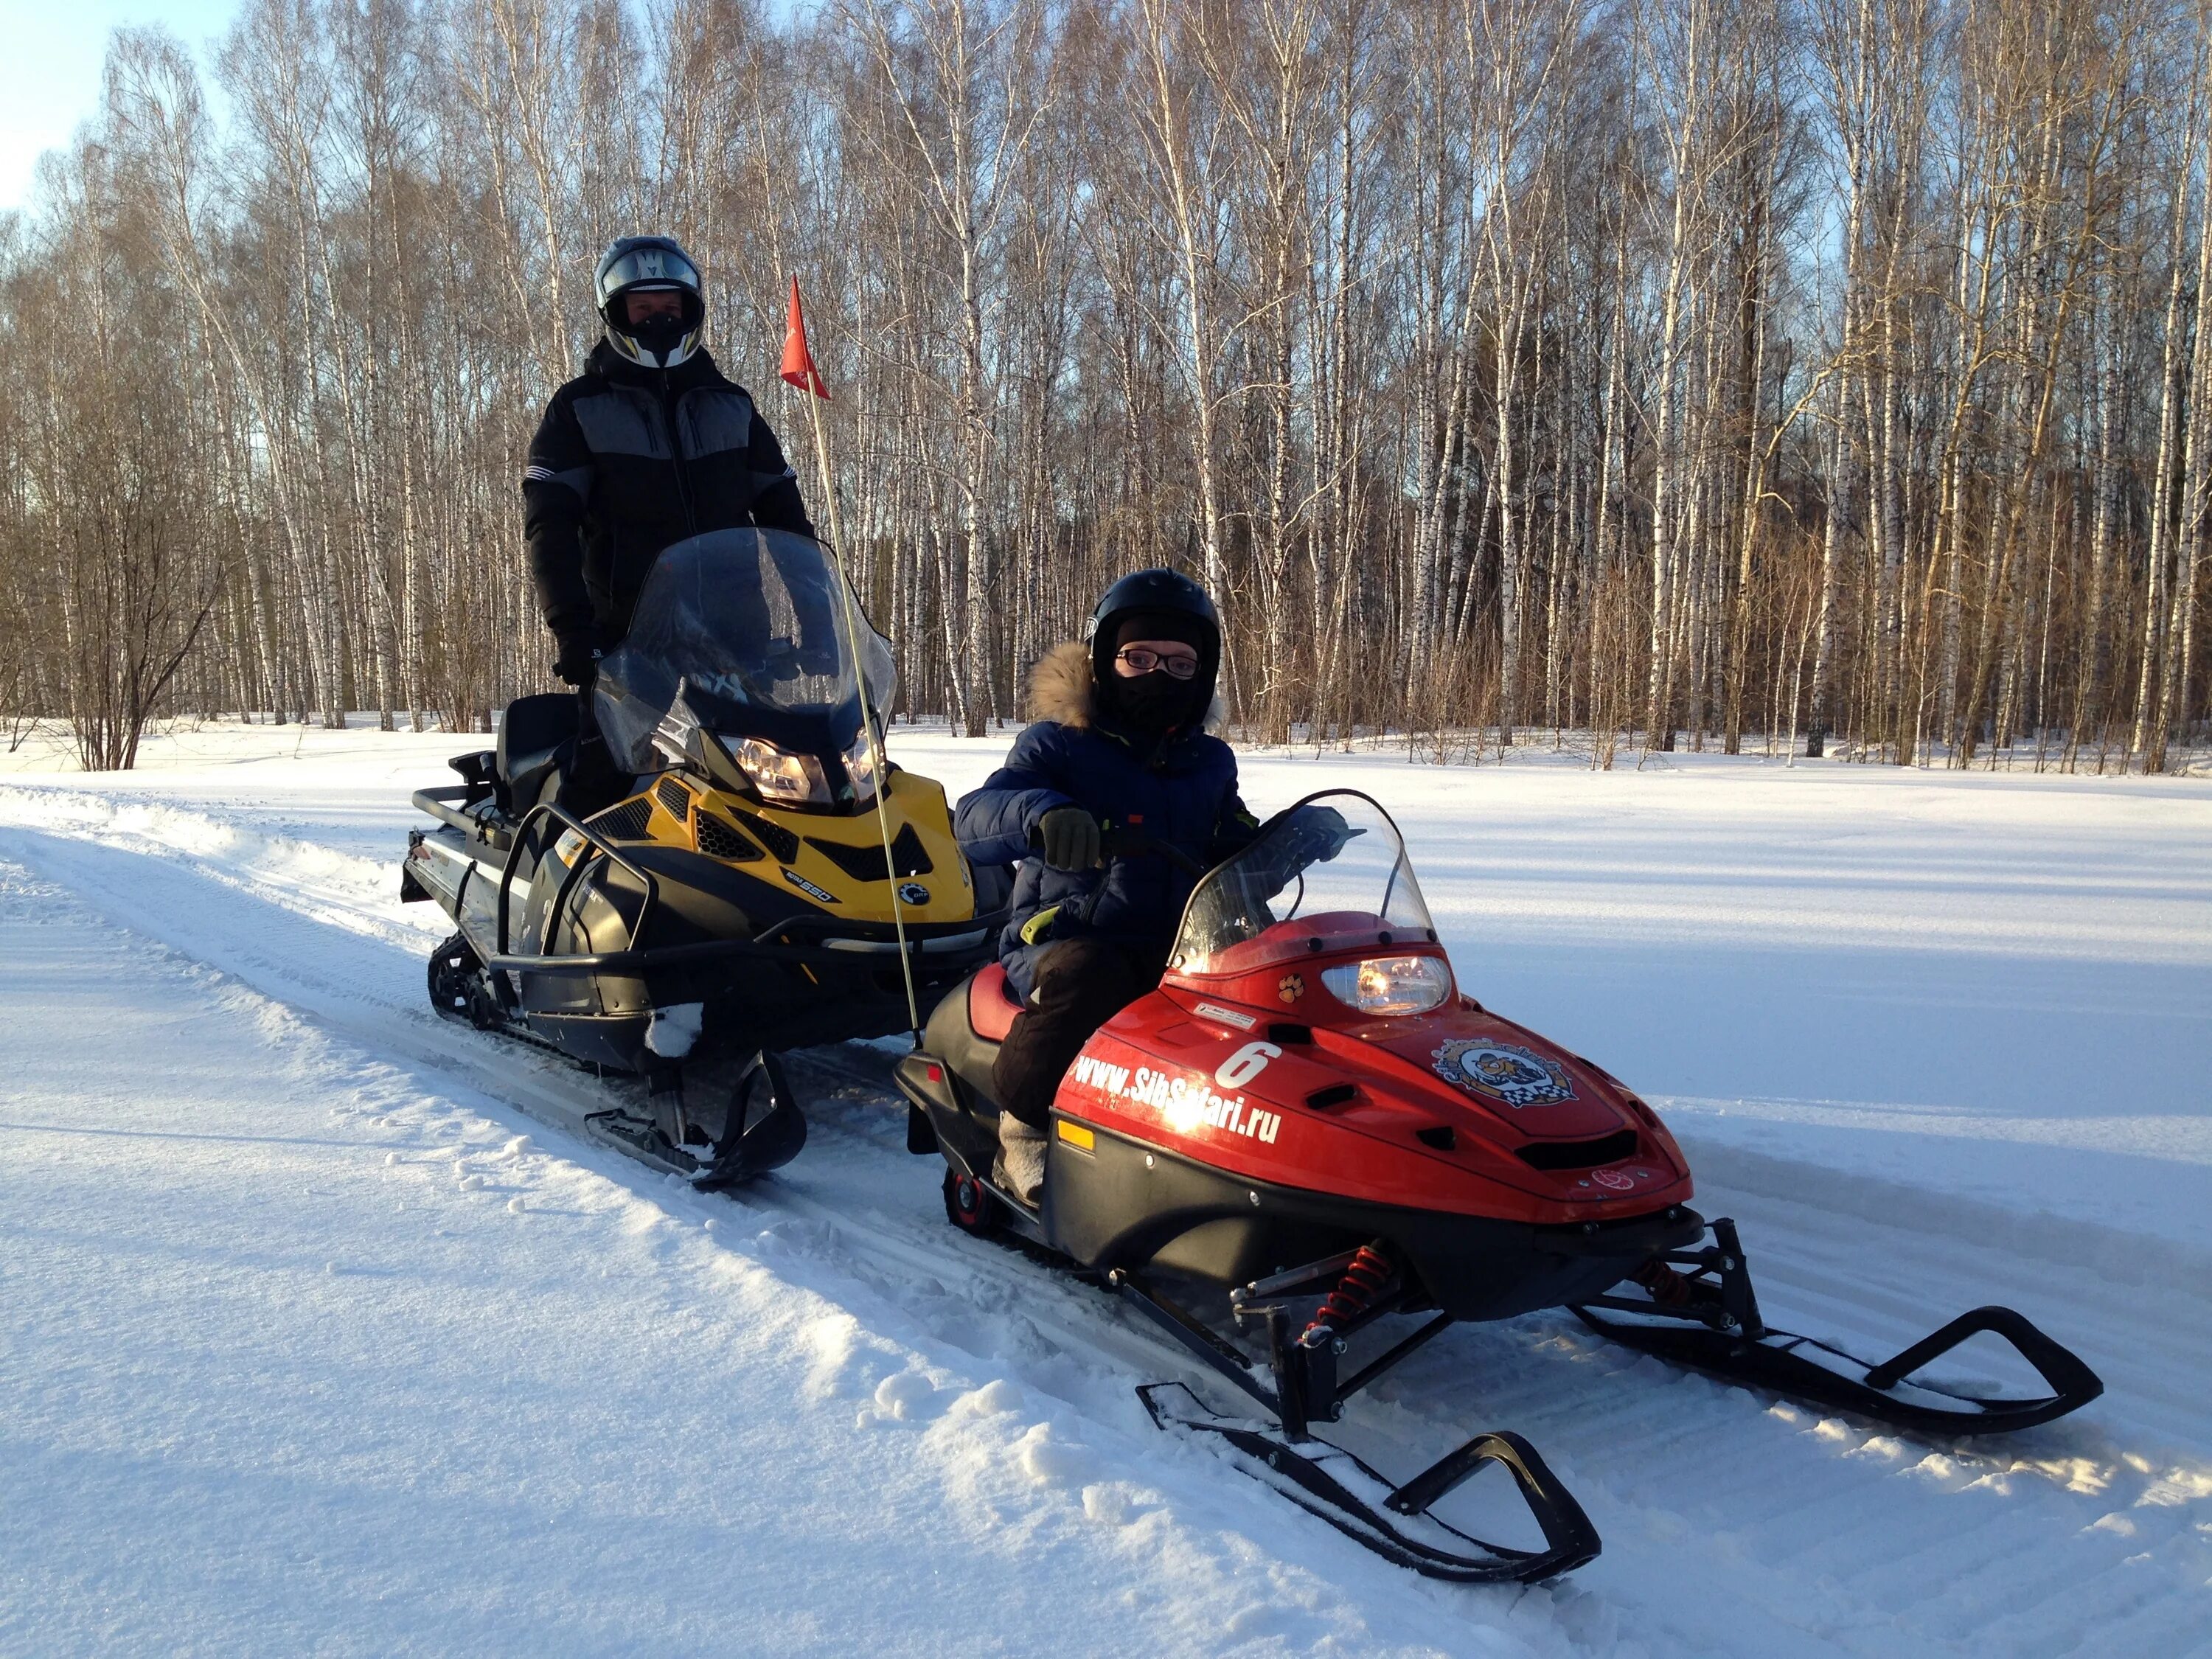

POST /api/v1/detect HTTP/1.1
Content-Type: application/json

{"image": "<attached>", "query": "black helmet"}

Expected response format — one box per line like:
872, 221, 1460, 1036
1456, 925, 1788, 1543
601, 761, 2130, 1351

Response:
1084, 568, 1221, 731
596, 235, 705, 369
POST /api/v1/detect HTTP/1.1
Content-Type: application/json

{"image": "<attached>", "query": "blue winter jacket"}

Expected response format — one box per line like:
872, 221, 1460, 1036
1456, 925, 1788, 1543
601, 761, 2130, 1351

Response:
954, 643, 1258, 998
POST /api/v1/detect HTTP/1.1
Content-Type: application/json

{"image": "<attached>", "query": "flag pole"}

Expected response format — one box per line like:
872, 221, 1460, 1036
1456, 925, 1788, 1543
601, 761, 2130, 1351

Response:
783, 278, 922, 1042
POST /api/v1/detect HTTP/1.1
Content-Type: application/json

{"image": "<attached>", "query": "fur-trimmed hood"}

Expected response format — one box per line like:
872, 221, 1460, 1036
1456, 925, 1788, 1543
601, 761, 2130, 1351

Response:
1025, 640, 1225, 734
1026, 641, 1099, 727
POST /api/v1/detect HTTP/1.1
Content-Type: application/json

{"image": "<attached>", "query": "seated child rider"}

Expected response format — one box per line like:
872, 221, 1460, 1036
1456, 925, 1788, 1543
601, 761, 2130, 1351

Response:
953, 570, 1259, 1204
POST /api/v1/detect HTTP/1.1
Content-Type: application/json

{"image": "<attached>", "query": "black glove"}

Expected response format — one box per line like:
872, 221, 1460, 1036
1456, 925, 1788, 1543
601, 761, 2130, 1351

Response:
1302, 804, 1354, 862
1035, 805, 1102, 872
553, 630, 602, 689
1279, 804, 1356, 869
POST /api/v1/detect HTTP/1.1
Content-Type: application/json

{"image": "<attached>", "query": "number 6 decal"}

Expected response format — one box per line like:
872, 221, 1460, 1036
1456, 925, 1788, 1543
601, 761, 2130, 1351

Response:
1214, 1040, 1281, 1091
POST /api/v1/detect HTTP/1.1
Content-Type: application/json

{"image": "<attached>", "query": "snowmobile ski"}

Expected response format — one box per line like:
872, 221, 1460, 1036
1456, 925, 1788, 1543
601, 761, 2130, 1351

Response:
1139, 1383, 1599, 1584
582, 1050, 808, 1190
1102, 1255, 1604, 1581
1572, 1218, 2103, 1433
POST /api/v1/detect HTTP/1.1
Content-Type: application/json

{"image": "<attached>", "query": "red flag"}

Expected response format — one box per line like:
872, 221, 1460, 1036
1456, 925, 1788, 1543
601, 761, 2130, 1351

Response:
780, 276, 830, 400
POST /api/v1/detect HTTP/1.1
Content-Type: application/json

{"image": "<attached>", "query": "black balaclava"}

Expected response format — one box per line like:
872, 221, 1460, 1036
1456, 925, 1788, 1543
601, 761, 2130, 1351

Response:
1102, 610, 1210, 734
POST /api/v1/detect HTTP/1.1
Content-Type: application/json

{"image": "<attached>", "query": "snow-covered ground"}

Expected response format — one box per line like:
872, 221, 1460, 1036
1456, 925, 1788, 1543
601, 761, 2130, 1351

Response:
1, 720, 2206, 1657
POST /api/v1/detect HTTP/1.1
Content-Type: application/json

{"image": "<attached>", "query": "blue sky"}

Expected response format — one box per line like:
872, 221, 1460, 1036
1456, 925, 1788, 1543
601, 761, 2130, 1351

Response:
0, 0, 235, 212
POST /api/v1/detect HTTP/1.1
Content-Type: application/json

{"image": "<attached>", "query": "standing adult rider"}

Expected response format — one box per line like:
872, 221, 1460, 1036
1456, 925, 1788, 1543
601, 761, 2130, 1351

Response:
521, 235, 815, 801
953, 570, 1260, 1205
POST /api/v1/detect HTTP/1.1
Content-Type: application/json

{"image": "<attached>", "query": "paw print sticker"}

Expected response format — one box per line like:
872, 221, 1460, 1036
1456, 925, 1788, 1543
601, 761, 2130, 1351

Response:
1278, 974, 1304, 1004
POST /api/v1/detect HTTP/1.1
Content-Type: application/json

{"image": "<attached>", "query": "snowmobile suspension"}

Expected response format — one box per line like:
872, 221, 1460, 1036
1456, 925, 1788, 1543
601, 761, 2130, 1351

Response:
1301, 1242, 1397, 1345
1596, 1215, 1764, 1337
1110, 1242, 1444, 1445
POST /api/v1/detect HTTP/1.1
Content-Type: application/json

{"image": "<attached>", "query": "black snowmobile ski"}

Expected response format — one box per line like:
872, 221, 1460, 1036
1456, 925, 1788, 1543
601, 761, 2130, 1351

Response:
582, 1051, 807, 1191
1572, 1218, 2104, 1434
1139, 1384, 1599, 1585
432, 928, 807, 1191
1106, 1253, 1600, 1583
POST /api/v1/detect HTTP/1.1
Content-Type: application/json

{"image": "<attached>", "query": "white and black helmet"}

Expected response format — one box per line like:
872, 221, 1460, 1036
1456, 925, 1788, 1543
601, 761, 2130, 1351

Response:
596, 235, 705, 369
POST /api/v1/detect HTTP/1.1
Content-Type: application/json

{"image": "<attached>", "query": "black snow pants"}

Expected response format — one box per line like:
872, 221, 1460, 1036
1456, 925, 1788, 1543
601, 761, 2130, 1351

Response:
990, 937, 1168, 1129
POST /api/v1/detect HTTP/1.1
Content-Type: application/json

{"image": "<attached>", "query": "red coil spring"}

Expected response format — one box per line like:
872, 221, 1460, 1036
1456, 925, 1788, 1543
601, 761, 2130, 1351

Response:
1632, 1258, 1694, 1307
1301, 1243, 1395, 1343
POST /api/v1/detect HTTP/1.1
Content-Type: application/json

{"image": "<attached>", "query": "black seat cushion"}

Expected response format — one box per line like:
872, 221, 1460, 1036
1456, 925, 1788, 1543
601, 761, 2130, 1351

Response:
496, 694, 581, 816
924, 971, 1006, 1112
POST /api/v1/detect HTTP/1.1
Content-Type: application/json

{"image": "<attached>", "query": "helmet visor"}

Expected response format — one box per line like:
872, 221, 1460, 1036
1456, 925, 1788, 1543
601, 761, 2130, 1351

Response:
599, 244, 701, 303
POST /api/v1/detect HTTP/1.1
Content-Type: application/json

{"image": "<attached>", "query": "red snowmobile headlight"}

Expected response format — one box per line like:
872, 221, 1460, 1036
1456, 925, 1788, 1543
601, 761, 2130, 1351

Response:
1320, 955, 1452, 1016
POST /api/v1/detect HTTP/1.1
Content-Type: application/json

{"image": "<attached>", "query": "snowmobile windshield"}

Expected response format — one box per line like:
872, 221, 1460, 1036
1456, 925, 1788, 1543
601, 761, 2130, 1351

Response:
594, 528, 896, 777
1169, 791, 1436, 978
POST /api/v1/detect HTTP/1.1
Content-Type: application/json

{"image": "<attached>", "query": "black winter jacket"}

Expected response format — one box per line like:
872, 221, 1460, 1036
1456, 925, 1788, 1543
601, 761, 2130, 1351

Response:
523, 341, 814, 641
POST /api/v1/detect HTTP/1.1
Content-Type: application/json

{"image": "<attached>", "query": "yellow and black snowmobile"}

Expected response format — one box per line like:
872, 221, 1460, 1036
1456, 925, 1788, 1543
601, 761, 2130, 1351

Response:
403, 526, 1001, 1185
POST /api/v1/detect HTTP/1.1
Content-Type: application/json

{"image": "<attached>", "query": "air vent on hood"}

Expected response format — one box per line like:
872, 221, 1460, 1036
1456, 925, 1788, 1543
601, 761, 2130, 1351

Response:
1515, 1129, 1639, 1172
731, 807, 801, 863
696, 815, 764, 863
807, 824, 932, 882
587, 797, 654, 842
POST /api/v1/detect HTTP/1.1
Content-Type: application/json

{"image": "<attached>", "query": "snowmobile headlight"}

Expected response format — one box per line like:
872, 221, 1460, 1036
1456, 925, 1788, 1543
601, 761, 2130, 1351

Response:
842, 728, 883, 803
1321, 955, 1452, 1017
731, 736, 832, 805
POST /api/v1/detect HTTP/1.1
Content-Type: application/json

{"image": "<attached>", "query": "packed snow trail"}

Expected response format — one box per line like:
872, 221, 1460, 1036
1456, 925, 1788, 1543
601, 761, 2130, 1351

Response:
0, 863, 1511, 1658
2, 728, 2208, 1656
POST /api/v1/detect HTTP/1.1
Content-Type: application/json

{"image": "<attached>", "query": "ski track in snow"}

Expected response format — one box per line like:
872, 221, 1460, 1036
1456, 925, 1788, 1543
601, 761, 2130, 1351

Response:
1, 734, 2208, 1657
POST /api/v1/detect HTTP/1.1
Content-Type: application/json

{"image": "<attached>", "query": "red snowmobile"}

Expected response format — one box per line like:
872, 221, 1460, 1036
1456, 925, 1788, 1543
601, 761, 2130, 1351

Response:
894, 790, 2101, 1584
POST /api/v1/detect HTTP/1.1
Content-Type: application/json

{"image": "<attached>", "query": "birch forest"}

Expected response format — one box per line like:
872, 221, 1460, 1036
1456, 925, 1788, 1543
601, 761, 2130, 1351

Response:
3, 0, 2209, 771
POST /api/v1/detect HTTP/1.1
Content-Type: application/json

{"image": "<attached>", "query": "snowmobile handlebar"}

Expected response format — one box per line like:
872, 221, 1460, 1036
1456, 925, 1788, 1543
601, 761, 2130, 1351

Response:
1057, 804, 1358, 891
1097, 823, 1210, 878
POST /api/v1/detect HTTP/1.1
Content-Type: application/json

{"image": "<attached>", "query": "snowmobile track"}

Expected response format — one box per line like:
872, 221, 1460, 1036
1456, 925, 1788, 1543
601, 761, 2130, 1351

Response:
2, 787, 2207, 1657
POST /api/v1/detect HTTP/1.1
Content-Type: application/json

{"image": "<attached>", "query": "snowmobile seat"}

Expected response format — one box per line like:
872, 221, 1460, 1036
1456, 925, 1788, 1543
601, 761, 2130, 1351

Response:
969, 962, 1024, 1042
922, 964, 1028, 1107
495, 693, 580, 817
970, 860, 1015, 917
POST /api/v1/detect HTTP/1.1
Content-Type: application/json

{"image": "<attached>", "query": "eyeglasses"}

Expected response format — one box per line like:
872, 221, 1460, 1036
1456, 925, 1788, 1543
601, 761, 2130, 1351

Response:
1115, 647, 1200, 680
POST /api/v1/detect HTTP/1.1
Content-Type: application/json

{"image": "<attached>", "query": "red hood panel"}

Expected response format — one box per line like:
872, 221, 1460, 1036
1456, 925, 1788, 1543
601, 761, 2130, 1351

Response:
1059, 994, 1692, 1223
1362, 1014, 1629, 1140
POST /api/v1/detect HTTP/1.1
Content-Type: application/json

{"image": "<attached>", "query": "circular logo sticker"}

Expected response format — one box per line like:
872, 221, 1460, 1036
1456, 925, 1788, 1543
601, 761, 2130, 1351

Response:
1590, 1168, 1637, 1192
897, 881, 930, 906
1430, 1039, 1577, 1108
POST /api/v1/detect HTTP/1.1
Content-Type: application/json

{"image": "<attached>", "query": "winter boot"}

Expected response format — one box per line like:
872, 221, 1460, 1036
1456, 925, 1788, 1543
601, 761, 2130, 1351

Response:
993, 1113, 1047, 1208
